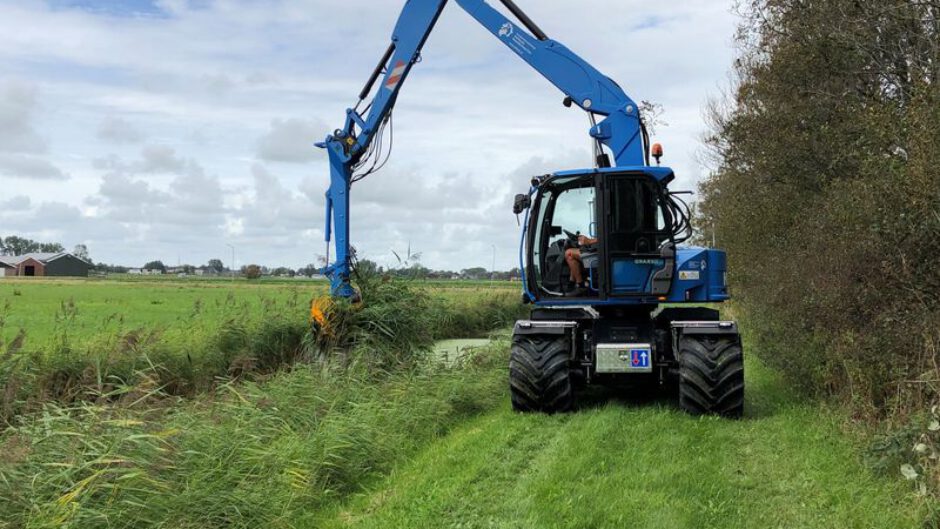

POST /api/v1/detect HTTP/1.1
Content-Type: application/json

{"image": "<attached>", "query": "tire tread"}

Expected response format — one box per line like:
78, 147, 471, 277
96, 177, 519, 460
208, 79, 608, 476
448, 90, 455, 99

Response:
678, 335, 744, 418
509, 335, 573, 413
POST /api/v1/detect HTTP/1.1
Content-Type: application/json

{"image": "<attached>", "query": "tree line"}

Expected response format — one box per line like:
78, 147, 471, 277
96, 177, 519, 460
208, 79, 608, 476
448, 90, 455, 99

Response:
0, 236, 90, 261
698, 0, 939, 419
0, 236, 65, 256
1, 235, 518, 280
0, 237, 279, 276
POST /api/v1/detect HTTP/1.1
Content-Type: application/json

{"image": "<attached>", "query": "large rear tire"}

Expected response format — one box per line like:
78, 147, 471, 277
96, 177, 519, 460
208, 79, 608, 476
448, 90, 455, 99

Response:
678, 335, 744, 418
509, 334, 573, 413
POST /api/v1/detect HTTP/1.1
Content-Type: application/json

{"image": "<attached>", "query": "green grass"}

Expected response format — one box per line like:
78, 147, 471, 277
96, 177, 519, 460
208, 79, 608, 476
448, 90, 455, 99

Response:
0, 337, 512, 529
312, 356, 923, 529
0, 277, 317, 348
0, 277, 519, 347
0, 277, 927, 527
0, 277, 525, 423
0, 329, 927, 528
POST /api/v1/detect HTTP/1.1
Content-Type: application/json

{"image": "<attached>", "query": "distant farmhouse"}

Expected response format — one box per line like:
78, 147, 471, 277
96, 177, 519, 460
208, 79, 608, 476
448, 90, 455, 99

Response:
127, 268, 164, 276
0, 252, 92, 278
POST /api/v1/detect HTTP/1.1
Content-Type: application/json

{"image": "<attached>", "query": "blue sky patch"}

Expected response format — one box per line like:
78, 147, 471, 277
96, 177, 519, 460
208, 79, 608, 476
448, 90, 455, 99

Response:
631, 15, 673, 31
46, 0, 169, 18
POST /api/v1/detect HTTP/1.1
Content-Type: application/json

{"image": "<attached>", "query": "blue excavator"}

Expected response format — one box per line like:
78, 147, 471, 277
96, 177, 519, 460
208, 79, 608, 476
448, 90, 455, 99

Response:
316, 0, 744, 417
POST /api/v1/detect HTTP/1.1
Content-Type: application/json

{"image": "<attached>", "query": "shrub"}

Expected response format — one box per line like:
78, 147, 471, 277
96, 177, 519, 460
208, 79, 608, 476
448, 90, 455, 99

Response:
698, 0, 940, 417
243, 264, 262, 280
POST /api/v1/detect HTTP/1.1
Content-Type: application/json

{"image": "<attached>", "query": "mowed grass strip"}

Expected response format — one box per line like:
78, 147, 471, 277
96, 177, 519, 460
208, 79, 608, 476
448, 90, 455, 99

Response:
315, 357, 922, 529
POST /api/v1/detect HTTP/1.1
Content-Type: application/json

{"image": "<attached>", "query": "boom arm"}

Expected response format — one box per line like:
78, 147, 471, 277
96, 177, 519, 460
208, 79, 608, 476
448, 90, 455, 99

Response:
316, 0, 647, 298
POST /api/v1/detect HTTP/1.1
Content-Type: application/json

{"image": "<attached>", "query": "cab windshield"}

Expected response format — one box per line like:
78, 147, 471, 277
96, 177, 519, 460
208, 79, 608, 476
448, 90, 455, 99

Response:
530, 175, 595, 296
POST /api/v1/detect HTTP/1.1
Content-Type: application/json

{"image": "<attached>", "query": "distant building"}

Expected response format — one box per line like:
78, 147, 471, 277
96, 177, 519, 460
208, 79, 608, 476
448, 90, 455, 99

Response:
0, 253, 92, 277
195, 267, 221, 276
126, 268, 163, 275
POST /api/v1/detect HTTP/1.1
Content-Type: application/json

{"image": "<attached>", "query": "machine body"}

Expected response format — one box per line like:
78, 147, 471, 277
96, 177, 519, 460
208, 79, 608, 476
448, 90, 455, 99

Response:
316, 0, 744, 416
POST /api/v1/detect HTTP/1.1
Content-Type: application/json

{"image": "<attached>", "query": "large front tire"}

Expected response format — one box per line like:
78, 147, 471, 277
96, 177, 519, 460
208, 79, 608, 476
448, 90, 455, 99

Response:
678, 335, 744, 418
509, 334, 573, 414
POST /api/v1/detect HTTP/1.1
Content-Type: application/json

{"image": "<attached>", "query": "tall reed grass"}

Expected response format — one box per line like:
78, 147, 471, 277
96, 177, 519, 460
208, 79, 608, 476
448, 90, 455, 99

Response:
1, 280, 525, 424
1, 278, 525, 527
0, 337, 511, 528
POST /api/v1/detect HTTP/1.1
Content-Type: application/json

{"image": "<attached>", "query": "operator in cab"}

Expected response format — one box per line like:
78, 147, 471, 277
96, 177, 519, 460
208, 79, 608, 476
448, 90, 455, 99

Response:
564, 234, 598, 297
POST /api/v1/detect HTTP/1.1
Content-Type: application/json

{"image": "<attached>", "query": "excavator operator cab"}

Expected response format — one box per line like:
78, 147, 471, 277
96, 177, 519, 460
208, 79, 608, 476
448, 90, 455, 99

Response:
520, 168, 680, 303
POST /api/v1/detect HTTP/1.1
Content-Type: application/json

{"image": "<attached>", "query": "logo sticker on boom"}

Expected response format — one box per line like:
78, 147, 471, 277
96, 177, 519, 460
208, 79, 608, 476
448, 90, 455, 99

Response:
384, 60, 407, 91
499, 22, 513, 38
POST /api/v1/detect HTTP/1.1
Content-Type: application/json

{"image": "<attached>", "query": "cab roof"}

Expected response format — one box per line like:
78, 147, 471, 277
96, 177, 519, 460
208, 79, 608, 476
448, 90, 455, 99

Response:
552, 165, 675, 184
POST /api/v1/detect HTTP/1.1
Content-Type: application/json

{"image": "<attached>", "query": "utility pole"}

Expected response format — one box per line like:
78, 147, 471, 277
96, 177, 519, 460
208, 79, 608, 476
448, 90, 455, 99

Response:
226, 244, 235, 282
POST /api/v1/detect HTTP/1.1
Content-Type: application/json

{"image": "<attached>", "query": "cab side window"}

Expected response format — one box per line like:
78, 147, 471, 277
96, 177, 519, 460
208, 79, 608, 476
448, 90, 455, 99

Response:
607, 178, 667, 254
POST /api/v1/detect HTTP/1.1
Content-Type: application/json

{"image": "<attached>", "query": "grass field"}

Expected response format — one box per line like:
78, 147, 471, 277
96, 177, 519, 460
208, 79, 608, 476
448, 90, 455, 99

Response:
0, 277, 518, 348
1, 336, 925, 528
0, 276, 525, 423
0, 276, 929, 528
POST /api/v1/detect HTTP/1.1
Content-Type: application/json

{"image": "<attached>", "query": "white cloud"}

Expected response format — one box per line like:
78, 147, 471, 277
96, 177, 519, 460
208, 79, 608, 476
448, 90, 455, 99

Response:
95, 171, 169, 208
97, 115, 144, 144
90, 159, 225, 228
1, 195, 31, 210
0, 0, 737, 269
92, 146, 191, 175
0, 80, 47, 154
256, 118, 327, 163
0, 79, 68, 180
138, 145, 187, 173
0, 153, 68, 180
225, 164, 323, 250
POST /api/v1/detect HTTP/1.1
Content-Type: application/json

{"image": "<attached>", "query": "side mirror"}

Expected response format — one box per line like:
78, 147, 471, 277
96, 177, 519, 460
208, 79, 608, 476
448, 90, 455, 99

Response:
549, 226, 562, 236
512, 194, 531, 215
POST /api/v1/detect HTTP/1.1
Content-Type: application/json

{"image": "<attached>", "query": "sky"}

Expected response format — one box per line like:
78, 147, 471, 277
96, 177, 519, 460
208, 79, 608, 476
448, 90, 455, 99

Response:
0, 0, 738, 271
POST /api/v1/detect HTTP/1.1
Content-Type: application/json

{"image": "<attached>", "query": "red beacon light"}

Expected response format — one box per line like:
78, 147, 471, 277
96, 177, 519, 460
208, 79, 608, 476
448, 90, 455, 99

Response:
651, 143, 664, 166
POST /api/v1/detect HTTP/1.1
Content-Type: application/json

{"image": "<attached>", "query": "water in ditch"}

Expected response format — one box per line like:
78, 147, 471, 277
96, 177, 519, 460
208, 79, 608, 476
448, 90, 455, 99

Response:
432, 338, 491, 365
